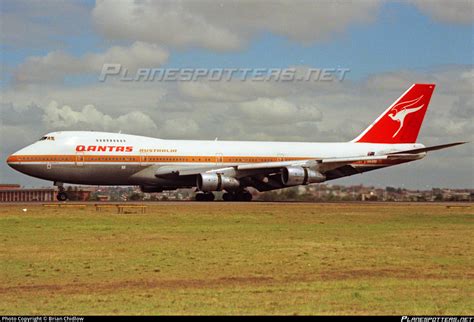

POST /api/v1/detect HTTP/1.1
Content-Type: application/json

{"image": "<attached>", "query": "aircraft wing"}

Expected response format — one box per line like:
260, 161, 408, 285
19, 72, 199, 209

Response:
236, 155, 406, 172
153, 142, 466, 190
154, 154, 417, 178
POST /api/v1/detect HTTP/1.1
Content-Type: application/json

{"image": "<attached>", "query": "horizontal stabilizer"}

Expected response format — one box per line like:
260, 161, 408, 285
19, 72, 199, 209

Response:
389, 142, 467, 155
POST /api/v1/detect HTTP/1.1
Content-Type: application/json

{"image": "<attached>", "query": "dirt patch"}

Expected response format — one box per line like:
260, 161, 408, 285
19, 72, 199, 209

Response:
0, 276, 276, 295
3, 269, 471, 296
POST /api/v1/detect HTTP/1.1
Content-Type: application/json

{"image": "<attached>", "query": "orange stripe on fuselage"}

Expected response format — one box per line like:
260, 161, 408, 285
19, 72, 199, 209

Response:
7, 154, 310, 164
7, 154, 408, 166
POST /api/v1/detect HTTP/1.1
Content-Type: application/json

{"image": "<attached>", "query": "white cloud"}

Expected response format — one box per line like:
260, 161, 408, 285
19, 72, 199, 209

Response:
177, 67, 347, 104
13, 51, 82, 84
43, 101, 158, 135
364, 66, 474, 95
86, 42, 169, 71
2, 81, 168, 118
92, 0, 381, 51
92, 0, 243, 51
13, 42, 169, 85
1, 0, 91, 49
412, 0, 474, 24
162, 118, 200, 138
178, 82, 247, 102
239, 97, 322, 124
178, 80, 293, 102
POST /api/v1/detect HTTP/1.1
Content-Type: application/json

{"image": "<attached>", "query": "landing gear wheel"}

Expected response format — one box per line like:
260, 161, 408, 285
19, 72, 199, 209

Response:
205, 192, 215, 201
54, 182, 67, 201
243, 192, 252, 201
195, 192, 215, 201
236, 191, 252, 202
56, 191, 68, 201
223, 191, 252, 201
222, 192, 236, 201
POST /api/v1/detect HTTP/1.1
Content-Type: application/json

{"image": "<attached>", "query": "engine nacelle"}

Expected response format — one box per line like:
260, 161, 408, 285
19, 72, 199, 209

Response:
281, 166, 326, 186
197, 173, 240, 192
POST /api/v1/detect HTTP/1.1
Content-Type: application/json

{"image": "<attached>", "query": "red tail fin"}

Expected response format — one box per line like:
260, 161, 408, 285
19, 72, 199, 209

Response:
353, 84, 435, 144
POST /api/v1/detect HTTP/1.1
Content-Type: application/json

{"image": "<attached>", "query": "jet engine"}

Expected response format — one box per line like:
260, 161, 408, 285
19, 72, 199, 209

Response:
281, 166, 326, 186
197, 173, 240, 192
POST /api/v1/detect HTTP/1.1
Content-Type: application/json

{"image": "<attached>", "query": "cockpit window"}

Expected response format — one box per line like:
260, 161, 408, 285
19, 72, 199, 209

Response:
39, 136, 55, 141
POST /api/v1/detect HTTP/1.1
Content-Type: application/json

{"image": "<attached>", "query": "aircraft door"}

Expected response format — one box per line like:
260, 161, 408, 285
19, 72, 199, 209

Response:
140, 152, 148, 166
75, 152, 84, 166
215, 153, 224, 166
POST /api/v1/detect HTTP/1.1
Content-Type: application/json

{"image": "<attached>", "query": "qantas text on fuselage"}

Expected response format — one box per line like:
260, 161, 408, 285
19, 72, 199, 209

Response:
75, 145, 134, 152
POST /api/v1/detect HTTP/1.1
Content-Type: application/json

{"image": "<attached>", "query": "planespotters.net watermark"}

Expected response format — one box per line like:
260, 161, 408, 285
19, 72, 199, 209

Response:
98, 63, 350, 82
401, 317, 474, 322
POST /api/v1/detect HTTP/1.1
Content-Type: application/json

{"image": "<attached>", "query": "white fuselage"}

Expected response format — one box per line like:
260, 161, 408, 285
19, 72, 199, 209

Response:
7, 131, 424, 189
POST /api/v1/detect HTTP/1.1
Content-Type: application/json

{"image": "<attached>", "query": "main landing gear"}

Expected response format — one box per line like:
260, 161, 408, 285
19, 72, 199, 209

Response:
194, 190, 253, 202
54, 182, 68, 201
223, 191, 252, 202
195, 192, 215, 201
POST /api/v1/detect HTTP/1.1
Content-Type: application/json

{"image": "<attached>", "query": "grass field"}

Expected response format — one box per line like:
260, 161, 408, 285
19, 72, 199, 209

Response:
0, 202, 473, 315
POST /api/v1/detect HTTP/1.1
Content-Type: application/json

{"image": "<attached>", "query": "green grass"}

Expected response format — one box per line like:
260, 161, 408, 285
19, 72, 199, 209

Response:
1, 202, 473, 315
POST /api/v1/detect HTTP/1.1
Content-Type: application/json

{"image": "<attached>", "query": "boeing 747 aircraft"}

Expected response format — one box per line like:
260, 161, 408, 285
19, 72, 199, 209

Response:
6, 84, 465, 201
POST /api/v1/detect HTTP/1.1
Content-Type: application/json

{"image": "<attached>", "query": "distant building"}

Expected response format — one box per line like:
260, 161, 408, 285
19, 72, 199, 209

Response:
96, 195, 110, 202
0, 184, 56, 202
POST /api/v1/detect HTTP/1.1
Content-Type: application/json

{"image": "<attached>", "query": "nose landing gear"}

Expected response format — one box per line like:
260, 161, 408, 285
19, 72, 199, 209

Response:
56, 191, 68, 201
54, 181, 68, 201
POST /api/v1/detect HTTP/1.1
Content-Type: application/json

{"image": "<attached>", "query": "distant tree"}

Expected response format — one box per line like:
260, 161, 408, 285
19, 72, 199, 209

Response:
129, 192, 142, 201
259, 191, 279, 201
66, 186, 80, 201
283, 188, 298, 200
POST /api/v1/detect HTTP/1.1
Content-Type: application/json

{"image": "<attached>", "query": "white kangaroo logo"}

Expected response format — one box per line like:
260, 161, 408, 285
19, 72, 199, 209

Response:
388, 95, 424, 138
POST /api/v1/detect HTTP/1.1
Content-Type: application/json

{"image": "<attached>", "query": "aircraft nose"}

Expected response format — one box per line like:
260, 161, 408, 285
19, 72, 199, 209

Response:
6, 153, 19, 169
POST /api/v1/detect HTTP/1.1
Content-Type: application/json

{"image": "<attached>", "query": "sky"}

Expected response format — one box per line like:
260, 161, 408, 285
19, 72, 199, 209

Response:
1, 0, 473, 189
